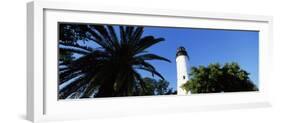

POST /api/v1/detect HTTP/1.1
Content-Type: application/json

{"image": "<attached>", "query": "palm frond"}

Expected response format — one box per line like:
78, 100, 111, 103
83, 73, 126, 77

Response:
59, 45, 90, 55
133, 60, 165, 80
87, 26, 114, 52
136, 66, 165, 80
59, 74, 88, 99
59, 71, 84, 84
59, 41, 94, 52
132, 27, 144, 41
134, 53, 171, 63
135, 36, 164, 54
106, 26, 120, 50
92, 25, 116, 49
125, 26, 134, 41
132, 70, 146, 93
120, 26, 127, 45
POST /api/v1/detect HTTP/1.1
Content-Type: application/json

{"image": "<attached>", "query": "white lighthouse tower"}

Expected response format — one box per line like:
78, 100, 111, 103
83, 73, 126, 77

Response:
176, 46, 189, 95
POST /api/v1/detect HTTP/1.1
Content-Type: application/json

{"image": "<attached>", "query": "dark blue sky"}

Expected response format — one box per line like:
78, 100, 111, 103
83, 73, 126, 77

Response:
72, 25, 259, 91
137, 26, 259, 91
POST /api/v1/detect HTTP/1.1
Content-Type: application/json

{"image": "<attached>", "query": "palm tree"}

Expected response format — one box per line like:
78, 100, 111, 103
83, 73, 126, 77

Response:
58, 24, 171, 99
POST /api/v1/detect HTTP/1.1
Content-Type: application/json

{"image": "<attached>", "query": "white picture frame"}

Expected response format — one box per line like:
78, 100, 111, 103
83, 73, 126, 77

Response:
27, 0, 273, 122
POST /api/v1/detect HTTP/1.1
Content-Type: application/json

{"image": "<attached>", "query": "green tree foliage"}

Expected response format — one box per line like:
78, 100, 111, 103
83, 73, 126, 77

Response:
134, 77, 176, 96
181, 62, 258, 94
58, 24, 171, 99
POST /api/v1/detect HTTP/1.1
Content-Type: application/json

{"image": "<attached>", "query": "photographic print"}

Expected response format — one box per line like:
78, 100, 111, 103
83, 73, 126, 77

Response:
58, 23, 258, 99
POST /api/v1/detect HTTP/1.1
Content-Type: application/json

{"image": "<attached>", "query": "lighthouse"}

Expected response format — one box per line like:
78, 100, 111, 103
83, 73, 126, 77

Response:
176, 46, 189, 95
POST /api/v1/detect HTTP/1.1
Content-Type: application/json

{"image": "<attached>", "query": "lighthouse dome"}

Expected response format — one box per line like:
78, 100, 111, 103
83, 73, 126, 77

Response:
176, 46, 187, 57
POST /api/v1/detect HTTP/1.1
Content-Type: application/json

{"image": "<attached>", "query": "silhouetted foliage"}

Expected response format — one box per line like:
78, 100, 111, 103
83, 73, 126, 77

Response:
58, 24, 89, 63
58, 24, 171, 99
133, 77, 176, 96
181, 62, 258, 93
